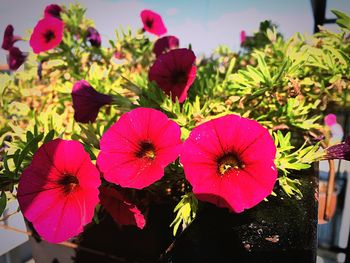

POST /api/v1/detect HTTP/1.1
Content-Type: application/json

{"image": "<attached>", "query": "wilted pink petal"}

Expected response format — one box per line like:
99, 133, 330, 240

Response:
180, 114, 277, 213
324, 135, 350, 161
17, 139, 100, 243
97, 107, 182, 189
71, 80, 113, 123
149, 48, 196, 103
29, 17, 64, 54
153, 35, 179, 57
140, 9, 167, 36
2, 25, 21, 50
8, 47, 27, 70
99, 187, 146, 229
86, 27, 101, 47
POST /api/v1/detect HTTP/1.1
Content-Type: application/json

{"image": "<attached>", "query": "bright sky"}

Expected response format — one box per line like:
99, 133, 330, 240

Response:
1, 0, 350, 64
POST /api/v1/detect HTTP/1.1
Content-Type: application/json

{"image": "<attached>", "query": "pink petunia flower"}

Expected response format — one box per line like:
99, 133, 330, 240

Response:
99, 187, 146, 229
153, 35, 179, 57
140, 9, 167, 36
149, 48, 197, 103
71, 80, 113, 123
44, 4, 62, 19
97, 107, 182, 189
86, 27, 101, 47
324, 113, 337, 126
180, 114, 277, 213
8, 47, 27, 70
2, 25, 21, 50
240, 30, 246, 45
29, 17, 64, 54
17, 139, 101, 243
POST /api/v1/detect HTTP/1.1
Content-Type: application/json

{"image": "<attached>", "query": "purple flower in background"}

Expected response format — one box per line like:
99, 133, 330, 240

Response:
8, 47, 27, 70
240, 30, 246, 46
86, 27, 101, 47
71, 80, 112, 123
44, 4, 62, 19
2, 25, 21, 50
324, 136, 350, 161
153, 35, 179, 57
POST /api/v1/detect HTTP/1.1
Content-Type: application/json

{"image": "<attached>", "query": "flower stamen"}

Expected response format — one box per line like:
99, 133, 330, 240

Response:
136, 141, 156, 160
217, 153, 243, 175
58, 174, 79, 193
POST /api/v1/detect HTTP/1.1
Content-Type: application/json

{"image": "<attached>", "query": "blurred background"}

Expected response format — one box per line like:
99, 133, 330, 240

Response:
0, 0, 350, 64
1, 0, 350, 262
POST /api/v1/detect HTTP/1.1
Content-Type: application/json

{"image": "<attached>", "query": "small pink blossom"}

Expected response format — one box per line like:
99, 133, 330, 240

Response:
29, 17, 64, 54
149, 48, 196, 103
8, 47, 27, 70
71, 80, 113, 123
153, 35, 179, 57
140, 10, 167, 36
2, 25, 21, 50
44, 4, 62, 19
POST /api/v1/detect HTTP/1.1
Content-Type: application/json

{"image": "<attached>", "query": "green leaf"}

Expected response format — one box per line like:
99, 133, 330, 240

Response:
332, 10, 350, 30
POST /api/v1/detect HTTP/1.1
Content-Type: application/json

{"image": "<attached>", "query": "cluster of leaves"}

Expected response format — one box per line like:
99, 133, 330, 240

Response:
0, 4, 349, 235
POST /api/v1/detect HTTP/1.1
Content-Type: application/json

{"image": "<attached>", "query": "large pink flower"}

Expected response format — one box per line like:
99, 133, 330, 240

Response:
149, 48, 197, 103
153, 35, 179, 57
99, 187, 146, 229
97, 108, 181, 189
71, 80, 113, 123
140, 9, 167, 36
29, 17, 64, 54
17, 139, 100, 243
2, 25, 21, 50
180, 114, 277, 213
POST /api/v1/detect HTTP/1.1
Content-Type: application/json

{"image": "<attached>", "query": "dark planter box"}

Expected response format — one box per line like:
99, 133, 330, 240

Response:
30, 169, 318, 263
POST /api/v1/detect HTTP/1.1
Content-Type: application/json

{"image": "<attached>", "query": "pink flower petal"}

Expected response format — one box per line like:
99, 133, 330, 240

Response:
99, 187, 146, 229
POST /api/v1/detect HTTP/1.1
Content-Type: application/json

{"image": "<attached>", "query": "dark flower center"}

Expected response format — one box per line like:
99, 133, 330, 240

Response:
58, 174, 79, 194
145, 19, 154, 28
171, 70, 187, 85
43, 30, 55, 43
217, 153, 244, 175
135, 141, 156, 160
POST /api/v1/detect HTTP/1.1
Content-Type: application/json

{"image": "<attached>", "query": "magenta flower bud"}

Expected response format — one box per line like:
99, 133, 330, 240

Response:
8, 47, 27, 70
86, 27, 101, 47
71, 80, 112, 123
2, 25, 21, 50
44, 4, 62, 19
240, 30, 246, 46
324, 136, 350, 161
153, 35, 179, 57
